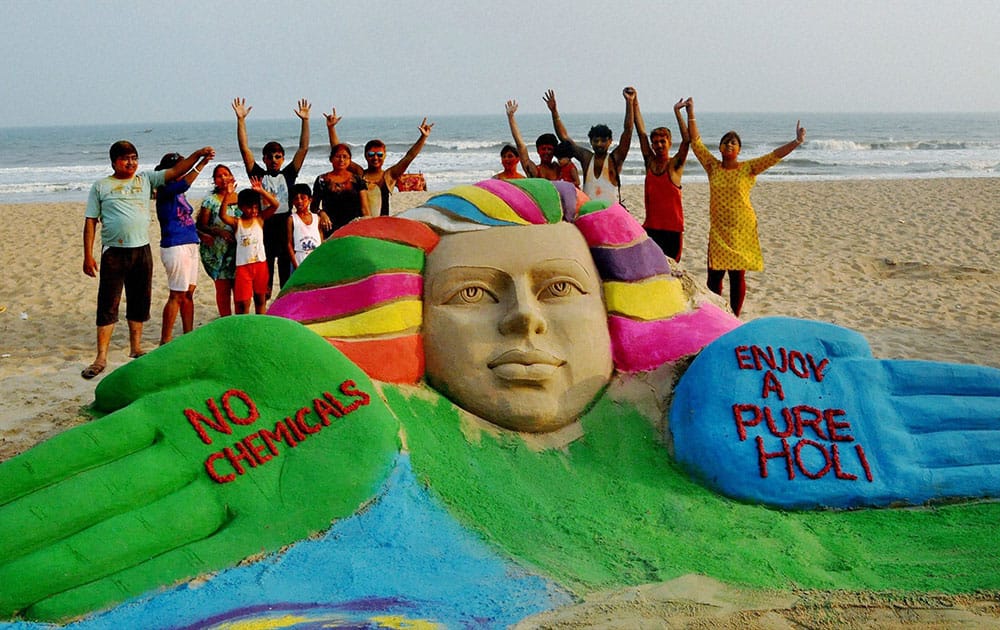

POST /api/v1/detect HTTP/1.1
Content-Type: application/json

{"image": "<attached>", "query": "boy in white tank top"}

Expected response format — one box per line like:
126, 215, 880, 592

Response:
544, 87, 636, 203
219, 179, 279, 314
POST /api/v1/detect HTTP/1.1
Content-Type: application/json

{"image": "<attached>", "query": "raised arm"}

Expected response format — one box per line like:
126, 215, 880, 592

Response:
386, 118, 434, 180
179, 152, 214, 187
290, 99, 311, 173
544, 89, 572, 143
672, 98, 692, 169
164, 147, 215, 183
325, 107, 342, 148
325, 108, 365, 176
251, 176, 280, 220
505, 100, 539, 178
772, 120, 807, 160
687, 98, 701, 142
232, 98, 256, 174
633, 91, 652, 164
544, 89, 589, 163
610, 87, 636, 170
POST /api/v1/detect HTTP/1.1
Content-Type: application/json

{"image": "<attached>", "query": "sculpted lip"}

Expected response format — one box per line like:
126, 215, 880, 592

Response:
488, 349, 565, 381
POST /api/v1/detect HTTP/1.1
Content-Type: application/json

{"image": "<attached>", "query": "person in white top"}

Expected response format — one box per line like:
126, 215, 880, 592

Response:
544, 87, 635, 203
219, 178, 279, 314
287, 183, 324, 268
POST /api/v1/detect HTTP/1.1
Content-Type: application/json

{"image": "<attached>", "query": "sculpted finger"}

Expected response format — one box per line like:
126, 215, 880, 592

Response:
0, 483, 226, 619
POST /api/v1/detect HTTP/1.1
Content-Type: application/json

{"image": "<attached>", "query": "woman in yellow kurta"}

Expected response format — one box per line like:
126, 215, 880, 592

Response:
687, 98, 806, 316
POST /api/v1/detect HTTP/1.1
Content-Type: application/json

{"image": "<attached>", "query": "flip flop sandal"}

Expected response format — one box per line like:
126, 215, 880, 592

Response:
81, 363, 106, 379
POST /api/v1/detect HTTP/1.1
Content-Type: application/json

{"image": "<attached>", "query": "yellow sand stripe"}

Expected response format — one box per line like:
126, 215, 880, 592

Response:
450, 185, 530, 224
603, 277, 689, 320
306, 300, 422, 338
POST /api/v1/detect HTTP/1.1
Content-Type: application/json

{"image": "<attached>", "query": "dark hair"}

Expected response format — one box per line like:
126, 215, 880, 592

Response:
364, 139, 386, 153
587, 125, 613, 141
330, 143, 353, 160
154, 152, 182, 171
237, 189, 261, 209
650, 127, 672, 141
500, 144, 519, 157
262, 141, 285, 156
109, 140, 138, 162
211, 164, 233, 193
291, 183, 312, 198
720, 131, 742, 148
554, 140, 575, 159
535, 133, 558, 149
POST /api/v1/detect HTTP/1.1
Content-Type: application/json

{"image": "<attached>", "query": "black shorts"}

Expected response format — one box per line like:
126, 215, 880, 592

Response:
644, 228, 682, 262
96, 245, 153, 326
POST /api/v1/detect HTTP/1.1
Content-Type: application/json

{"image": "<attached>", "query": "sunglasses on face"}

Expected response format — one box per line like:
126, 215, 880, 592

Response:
366, 151, 385, 158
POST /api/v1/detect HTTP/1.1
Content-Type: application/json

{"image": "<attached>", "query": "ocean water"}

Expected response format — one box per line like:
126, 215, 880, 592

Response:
0, 112, 997, 203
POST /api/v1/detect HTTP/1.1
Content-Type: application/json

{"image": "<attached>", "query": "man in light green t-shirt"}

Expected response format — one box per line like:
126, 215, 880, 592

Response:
81, 141, 213, 379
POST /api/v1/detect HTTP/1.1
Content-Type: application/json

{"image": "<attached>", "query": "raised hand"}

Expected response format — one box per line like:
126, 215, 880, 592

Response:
249, 175, 263, 191
418, 117, 434, 137
795, 120, 807, 144
505, 99, 518, 116
623, 86, 636, 102
669, 317, 1000, 510
294, 98, 311, 120
0, 316, 399, 622
231, 97, 251, 120
543, 89, 557, 113
323, 107, 342, 128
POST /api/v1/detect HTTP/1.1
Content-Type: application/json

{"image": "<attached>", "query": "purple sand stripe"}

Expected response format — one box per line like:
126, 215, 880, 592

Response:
575, 206, 646, 247
553, 181, 579, 221
474, 179, 546, 224
269, 273, 423, 321
609, 304, 741, 372
590, 240, 671, 282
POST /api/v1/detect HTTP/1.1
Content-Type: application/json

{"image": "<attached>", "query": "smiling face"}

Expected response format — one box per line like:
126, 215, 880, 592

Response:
650, 129, 672, 159
212, 166, 235, 193
330, 148, 352, 173
111, 153, 139, 179
422, 223, 613, 432
365, 144, 386, 170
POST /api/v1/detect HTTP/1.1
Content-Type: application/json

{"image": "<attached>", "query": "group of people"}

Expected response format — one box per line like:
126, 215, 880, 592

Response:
500, 87, 806, 316
80, 99, 435, 379
80, 90, 805, 379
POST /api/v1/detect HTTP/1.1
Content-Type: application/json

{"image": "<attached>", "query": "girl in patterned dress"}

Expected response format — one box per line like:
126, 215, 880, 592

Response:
687, 99, 806, 316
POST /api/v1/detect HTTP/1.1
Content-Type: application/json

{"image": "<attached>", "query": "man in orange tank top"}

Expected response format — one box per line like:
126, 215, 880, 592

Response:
634, 92, 691, 262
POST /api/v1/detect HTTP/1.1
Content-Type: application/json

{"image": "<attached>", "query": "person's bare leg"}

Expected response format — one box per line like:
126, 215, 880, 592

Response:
160, 290, 183, 345
83, 324, 114, 378
180, 286, 196, 333
128, 319, 145, 358
214, 280, 233, 317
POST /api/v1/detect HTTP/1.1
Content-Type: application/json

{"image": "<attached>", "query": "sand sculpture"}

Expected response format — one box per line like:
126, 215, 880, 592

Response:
1, 179, 998, 627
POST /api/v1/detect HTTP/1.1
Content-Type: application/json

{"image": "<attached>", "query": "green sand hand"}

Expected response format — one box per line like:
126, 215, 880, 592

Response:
0, 316, 399, 622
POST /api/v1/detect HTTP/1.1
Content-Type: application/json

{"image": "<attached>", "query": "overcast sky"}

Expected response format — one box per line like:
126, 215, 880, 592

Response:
2, 0, 997, 127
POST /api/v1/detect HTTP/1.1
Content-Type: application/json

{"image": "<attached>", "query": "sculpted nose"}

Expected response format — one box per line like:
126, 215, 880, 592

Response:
498, 283, 547, 336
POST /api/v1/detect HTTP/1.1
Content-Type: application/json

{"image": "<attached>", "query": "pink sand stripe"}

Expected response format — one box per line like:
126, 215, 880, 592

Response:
608, 303, 741, 372
268, 272, 423, 322
574, 205, 646, 247
474, 179, 546, 224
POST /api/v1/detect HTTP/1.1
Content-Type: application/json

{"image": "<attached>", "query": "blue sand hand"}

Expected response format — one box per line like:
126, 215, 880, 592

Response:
669, 317, 1000, 509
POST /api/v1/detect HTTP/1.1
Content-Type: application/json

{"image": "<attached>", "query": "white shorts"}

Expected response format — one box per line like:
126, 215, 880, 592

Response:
160, 243, 200, 291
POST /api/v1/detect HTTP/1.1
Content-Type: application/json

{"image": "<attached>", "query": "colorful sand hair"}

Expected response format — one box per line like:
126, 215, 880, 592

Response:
268, 179, 739, 383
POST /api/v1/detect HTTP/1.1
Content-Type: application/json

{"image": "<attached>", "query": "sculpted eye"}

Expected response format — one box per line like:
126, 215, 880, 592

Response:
540, 279, 584, 300
443, 284, 497, 305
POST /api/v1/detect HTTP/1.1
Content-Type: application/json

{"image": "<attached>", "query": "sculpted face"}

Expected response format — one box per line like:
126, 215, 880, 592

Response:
423, 223, 613, 432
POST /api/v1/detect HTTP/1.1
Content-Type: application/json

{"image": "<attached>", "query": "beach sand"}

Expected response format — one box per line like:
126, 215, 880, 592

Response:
2, 178, 999, 626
